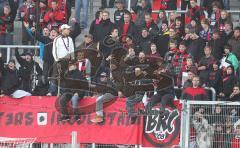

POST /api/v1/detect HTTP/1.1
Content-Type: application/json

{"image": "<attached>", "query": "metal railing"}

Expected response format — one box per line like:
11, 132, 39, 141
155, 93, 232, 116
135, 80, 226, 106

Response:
181, 100, 240, 148
0, 45, 40, 63
174, 86, 216, 101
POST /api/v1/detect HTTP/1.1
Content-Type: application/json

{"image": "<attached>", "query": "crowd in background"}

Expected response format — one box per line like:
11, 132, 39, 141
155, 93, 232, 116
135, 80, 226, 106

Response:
0, 0, 239, 110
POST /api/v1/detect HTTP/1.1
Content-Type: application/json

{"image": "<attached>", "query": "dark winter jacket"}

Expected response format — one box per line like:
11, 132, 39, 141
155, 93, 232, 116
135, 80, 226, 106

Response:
181, 87, 208, 100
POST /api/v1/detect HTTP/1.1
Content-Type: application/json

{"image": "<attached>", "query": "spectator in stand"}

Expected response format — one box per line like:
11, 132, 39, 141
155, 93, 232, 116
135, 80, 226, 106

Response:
215, 10, 231, 35
15, 48, 42, 92
168, 11, 176, 28
228, 27, 240, 59
25, 23, 50, 60
78, 34, 97, 50
101, 0, 116, 9
89, 10, 102, 42
220, 45, 239, 73
219, 65, 236, 100
91, 71, 118, 123
182, 70, 196, 88
199, 18, 212, 43
222, 21, 233, 43
39, 0, 48, 28
118, 11, 138, 44
18, 0, 35, 46
93, 10, 115, 43
207, 61, 222, 94
123, 35, 136, 50
0, 3, 16, 62
185, 19, 200, 35
156, 10, 167, 30
147, 43, 161, 63
209, 1, 222, 27
171, 41, 189, 81
141, 13, 159, 36
168, 28, 182, 47
138, 28, 152, 53
48, 24, 75, 96
74, 0, 89, 29
187, 31, 205, 63
75, 50, 91, 81
0, 59, 20, 97
202, 0, 224, 15
181, 76, 209, 100
185, 0, 204, 25
24, 24, 58, 88
131, 0, 152, 30
59, 61, 86, 122
52, 24, 75, 61
124, 47, 137, 65
197, 46, 215, 85
155, 21, 169, 57
228, 85, 240, 101
127, 51, 150, 66
209, 30, 225, 60
174, 16, 184, 38
159, 0, 177, 10
48, 0, 71, 23
99, 27, 120, 62
125, 67, 150, 124
164, 39, 178, 69
177, 57, 197, 87
44, 0, 66, 30
114, 0, 128, 26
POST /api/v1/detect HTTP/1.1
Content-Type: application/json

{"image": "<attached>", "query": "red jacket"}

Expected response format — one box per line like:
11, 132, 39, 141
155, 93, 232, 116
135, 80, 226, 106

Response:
185, 5, 204, 24
43, 9, 66, 28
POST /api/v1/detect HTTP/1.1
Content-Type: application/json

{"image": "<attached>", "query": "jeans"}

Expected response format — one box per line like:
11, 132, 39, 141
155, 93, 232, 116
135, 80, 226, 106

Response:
146, 94, 175, 111
59, 92, 83, 116
96, 93, 115, 116
74, 0, 89, 28
0, 33, 13, 62
126, 94, 144, 117
223, 0, 230, 10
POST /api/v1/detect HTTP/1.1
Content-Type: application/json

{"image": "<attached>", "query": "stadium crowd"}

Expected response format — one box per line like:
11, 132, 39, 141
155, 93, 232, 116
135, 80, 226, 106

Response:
0, 0, 240, 123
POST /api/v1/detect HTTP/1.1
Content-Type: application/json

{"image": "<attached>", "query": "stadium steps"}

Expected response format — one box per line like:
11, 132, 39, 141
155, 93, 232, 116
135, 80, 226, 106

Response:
230, 0, 240, 27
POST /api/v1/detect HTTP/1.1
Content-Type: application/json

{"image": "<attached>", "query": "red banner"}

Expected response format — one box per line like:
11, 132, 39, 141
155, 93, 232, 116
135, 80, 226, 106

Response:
142, 100, 182, 147
0, 96, 142, 144
0, 96, 181, 147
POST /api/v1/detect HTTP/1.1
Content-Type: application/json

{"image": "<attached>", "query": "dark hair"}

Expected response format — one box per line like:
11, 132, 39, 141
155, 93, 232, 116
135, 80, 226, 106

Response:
111, 27, 118, 33
169, 39, 177, 45
124, 10, 132, 20
95, 10, 102, 19
234, 26, 240, 31
179, 41, 186, 46
212, 1, 222, 8
224, 45, 232, 51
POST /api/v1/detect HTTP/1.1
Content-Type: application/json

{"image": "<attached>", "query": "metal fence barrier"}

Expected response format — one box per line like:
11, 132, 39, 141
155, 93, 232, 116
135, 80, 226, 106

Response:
182, 101, 240, 148
0, 45, 40, 63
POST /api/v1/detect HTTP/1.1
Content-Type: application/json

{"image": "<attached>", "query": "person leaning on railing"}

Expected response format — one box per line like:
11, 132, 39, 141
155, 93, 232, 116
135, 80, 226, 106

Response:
181, 75, 209, 100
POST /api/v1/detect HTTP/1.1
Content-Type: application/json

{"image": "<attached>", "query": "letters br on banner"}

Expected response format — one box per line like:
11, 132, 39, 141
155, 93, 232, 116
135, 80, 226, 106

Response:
0, 96, 181, 147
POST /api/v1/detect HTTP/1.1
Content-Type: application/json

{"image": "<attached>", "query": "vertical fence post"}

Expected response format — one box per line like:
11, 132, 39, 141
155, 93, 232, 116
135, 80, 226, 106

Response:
7, 47, 11, 63
92, 143, 96, 148
50, 143, 54, 148
128, 0, 131, 11
185, 102, 191, 148
180, 100, 187, 148
71, 131, 77, 148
